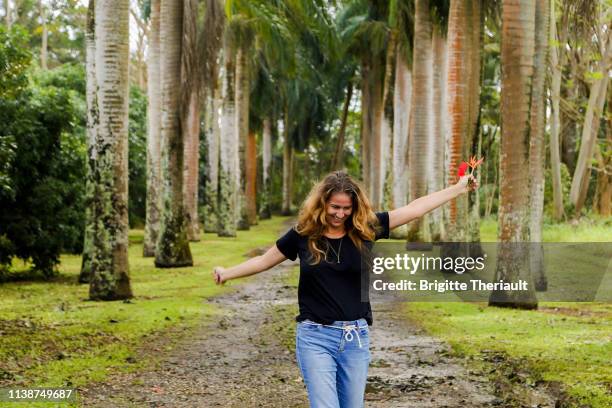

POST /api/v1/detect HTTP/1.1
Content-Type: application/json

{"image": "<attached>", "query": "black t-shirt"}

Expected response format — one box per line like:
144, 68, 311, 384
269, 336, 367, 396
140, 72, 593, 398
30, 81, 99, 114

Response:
276, 212, 390, 326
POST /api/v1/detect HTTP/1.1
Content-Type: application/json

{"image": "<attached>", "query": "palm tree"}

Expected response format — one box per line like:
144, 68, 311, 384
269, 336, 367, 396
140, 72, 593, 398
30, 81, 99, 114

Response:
246, 129, 257, 224
183, 89, 201, 241
330, 82, 354, 171
338, 0, 389, 209
203, 89, 221, 232
233, 26, 254, 229
466, 0, 482, 247
444, 0, 481, 244
181, 0, 201, 241
281, 103, 293, 215
259, 116, 273, 218
242, 0, 294, 218
429, 7, 449, 241
143, 0, 161, 257
154, 0, 193, 267
200, 0, 224, 233
384, 0, 413, 239
79, 0, 97, 283
217, 44, 239, 237
407, 0, 433, 242
529, 0, 549, 291
225, 1, 265, 230
548, 0, 565, 221
569, 29, 611, 214
89, 0, 132, 299
39, 0, 48, 69
389, 50, 412, 239
489, 0, 537, 309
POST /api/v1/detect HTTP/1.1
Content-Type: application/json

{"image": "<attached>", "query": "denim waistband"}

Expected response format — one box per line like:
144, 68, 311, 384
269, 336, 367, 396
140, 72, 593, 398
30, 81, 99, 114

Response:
299, 318, 368, 348
300, 318, 368, 329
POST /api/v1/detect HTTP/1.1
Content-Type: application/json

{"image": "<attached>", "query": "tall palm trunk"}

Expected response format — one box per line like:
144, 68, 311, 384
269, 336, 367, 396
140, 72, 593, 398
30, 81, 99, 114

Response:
371, 71, 384, 210
444, 0, 480, 244
235, 46, 251, 229
466, 0, 482, 245
548, 0, 565, 220
181, 0, 200, 242
569, 39, 611, 214
40, 1, 48, 69
331, 82, 353, 171
89, 0, 132, 299
154, 0, 193, 267
443, 0, 482, 256
143, 0, 161, 256
246, 130, 257, 224
218, 52, 238, 236
407, 0, 433, 242
489, 0, 537, 309
380, 31, 397, 211
281, 107, 293, 215
360, 62, 372, 195
361, 58, 384, 209
79, 0, 97, 283
183, 89, 201, 241
430, 26, 448, 241
203, 89, 220, 232
529, 0, 549, 291
389, 52, 411, 239
259, 117, 272, 219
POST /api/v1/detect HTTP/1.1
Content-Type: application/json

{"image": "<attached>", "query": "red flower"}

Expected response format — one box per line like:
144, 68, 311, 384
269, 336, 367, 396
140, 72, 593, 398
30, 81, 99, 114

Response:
468, 156, 484, 170
457, 162, 469, 177
457, 157, 484, 178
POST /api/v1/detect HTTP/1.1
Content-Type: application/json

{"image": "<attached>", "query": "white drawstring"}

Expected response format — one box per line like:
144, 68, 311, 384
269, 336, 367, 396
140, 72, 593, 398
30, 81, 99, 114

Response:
301, 321, 365, 348
341, 324, 362, 348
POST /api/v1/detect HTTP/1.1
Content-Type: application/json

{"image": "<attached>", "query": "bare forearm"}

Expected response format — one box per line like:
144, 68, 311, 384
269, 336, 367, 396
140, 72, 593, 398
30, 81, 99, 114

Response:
411, 184, 462, 216
213, 245, 287, 284
389, 184, 463, 229
222, 256, 266, 281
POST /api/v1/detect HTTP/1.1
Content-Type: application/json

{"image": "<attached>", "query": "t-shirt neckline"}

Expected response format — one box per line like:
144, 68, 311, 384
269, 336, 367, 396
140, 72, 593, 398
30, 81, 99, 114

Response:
323, 234, 347, 240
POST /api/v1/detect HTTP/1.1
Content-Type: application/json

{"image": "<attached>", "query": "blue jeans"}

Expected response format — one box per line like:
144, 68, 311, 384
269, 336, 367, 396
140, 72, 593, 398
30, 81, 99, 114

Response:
295, 318, 370, 408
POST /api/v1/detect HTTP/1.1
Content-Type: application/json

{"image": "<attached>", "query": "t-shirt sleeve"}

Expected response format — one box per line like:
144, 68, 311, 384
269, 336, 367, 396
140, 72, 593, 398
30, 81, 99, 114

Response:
375, 212, 390, 240
275, 227, 300, 261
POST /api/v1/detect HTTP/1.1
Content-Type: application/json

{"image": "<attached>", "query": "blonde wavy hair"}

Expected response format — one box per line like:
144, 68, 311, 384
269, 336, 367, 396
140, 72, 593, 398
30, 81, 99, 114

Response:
296, 171, 381, 264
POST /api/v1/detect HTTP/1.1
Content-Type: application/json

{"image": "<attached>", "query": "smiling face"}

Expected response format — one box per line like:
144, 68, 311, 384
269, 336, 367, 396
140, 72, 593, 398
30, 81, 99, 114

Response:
325, 192, 353, 229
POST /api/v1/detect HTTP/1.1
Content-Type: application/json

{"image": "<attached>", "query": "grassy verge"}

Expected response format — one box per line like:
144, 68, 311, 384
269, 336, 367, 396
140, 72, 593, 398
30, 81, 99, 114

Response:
404, 302, 611, 407
0, 216, 291, 407
479, 216, 612, 242
403, 216, 612, 407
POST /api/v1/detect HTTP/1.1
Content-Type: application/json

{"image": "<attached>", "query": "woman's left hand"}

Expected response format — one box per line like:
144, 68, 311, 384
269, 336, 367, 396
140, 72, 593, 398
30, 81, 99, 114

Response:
456, 174, 479, 193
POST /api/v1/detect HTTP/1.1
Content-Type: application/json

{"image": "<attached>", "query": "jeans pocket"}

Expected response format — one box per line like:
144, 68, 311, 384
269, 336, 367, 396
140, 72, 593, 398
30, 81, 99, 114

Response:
298, 320, 321, 331
358, 326, 369, 336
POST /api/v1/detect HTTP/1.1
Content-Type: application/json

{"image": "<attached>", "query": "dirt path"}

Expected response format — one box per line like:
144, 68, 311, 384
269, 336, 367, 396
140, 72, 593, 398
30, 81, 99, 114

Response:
80, 254, 529, 408
80, 215, 559, 408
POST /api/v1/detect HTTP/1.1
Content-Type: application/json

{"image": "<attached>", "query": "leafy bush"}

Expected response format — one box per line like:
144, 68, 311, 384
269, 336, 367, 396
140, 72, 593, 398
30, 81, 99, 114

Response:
0, 27, 86, 277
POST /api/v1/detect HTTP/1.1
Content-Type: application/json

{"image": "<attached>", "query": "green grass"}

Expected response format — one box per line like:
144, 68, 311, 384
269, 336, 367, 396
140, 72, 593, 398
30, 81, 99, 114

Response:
0, 216, 291, 407
1, 215, 610, 407
479, 216, 612, 242
403, 216, 612, 407
404, 302, 612, 407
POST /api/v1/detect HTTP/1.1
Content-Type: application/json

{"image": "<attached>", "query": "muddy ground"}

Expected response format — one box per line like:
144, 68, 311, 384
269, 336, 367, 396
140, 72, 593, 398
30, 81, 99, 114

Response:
80, 253, 560, 408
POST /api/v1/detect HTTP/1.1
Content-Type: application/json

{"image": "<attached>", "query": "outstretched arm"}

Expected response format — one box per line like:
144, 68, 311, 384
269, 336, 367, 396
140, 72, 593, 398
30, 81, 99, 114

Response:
388, 175, 477, 230
212, 245, 287, 285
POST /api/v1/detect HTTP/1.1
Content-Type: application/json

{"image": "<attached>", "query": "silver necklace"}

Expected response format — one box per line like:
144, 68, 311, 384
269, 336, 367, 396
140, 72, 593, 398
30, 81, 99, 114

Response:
325, 236, 344, 263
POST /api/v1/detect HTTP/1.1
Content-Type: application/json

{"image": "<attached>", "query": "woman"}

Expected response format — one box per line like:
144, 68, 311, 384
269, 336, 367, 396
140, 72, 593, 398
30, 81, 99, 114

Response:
213, 171, 477, 408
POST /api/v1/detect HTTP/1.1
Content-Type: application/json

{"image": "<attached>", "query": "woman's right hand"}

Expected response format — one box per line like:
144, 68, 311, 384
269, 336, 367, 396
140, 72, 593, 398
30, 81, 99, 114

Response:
213, 266, 226, 285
